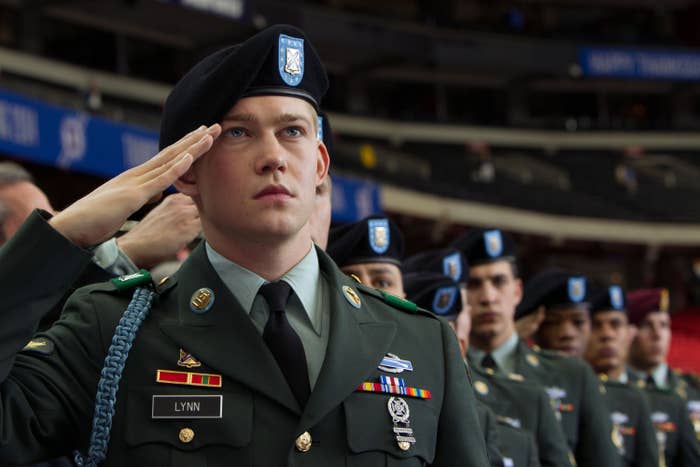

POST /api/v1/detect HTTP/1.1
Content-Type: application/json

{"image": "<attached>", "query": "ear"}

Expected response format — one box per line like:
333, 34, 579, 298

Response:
174, 165, 200, 197
513, 277, 524, 306
315, 141, 330, 186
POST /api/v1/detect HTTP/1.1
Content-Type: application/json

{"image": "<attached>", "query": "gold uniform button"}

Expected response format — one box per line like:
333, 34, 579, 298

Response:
397, 440, 411, 451
295, 431, 312, 452
179, 427, 195, 444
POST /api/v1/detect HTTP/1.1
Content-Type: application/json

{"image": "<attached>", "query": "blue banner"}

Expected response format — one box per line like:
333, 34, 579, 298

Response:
579, 47, 700, 80
330, 174, 382, 223
0, 87, 381, 222
0, 87, 159, 177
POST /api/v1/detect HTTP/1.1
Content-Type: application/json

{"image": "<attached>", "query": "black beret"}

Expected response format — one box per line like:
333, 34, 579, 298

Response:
627, 288, 669, 325
515, 268, 590, 320
451, 228, 516, 266
160, 24, 328, 149
403, 248, 469, 284
404, 272, 462, 320
327, 215, 404, 267
590, 285, 627, 315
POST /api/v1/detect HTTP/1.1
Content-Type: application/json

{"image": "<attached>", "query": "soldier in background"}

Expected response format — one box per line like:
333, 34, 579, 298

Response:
583, 284, 658, 467
403, 248, 571, 467
627, 289, 700, 467
453, 228, 620, 467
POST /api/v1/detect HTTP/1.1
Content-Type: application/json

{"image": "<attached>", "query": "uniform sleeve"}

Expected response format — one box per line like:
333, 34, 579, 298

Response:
0, 287, 110, 464
0, 210, 94, 380
573, 364, 623, 467
432, 320, 491, 466
534, 386, 573, 467
634, 390, 660, 467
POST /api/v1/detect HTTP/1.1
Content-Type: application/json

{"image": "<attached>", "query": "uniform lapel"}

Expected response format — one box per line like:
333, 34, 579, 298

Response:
158, 245, 301, 414
512, 339, 542, 380
298, 249, 397, 430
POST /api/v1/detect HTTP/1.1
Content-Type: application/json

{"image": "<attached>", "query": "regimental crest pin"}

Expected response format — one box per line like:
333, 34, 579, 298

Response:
442, 253, 462, 282
343, 285, 362, 309
568, 277, 586, 303
368, 218, 390, 254
433, 286, 457, 316
483, 230, 503, 258
609, 286, 623, 310
178, 349, 201, 369
278, 34, 304, 86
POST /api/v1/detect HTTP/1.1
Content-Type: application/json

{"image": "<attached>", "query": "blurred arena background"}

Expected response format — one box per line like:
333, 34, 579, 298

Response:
1, 0, 700, 369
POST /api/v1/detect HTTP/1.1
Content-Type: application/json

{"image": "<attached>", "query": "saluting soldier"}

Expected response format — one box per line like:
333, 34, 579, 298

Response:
0, 25, 490, 466
626, 289, 700, 467
403, 248, 571, 467
626, 288, 700, 442
453, 229, 620, 467
583, 285, 658, 467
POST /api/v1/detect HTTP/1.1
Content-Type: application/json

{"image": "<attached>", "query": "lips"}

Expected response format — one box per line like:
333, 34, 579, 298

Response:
254, 185, 292, 199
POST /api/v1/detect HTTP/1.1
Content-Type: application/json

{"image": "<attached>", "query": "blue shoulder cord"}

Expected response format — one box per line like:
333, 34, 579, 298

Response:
74, 287, 155, 467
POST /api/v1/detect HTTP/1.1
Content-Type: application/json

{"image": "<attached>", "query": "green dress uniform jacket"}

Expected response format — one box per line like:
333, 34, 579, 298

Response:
495, 422, 540, 467
665, 370, 700, 442
505, 340, 621, 467
0, 215, 490, 467
477, 402, 506, 467
641, 385, 700, 467
599, 379, 658, 467
467, 362, 572, 467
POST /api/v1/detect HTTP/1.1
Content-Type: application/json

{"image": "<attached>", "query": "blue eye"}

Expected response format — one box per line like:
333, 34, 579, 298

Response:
284, 127, 302, 137
226, 127, 246, 138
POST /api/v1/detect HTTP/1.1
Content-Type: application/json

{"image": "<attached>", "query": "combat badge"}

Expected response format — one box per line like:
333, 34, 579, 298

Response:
388, 397, 416, 451
378, 353, 414, 374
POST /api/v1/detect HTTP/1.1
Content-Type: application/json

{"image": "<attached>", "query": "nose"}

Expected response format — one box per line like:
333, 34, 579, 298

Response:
255, 133, 288, 175
479, 281, 498, 305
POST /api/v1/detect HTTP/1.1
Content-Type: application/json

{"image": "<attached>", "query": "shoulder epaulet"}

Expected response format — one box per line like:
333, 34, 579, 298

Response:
355, 284, 430, 316
110, 269, 153, 291
681, 372, 700, 389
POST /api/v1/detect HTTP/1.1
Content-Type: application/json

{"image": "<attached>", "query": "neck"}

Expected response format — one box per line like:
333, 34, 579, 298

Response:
471, 329, 514, 353
630, 359, 664, 374
205, 227, 313, 281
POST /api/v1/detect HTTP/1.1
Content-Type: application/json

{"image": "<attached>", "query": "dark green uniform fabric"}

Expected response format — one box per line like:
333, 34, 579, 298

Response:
641, 385, 700, 467
467, 363, 572, 467
0, 220, 489, 466
599, 379, 658, 467
495, 422, 540, 467
666, 370, 700, 442
477, 402, 506, 467
473, 339, 621, 467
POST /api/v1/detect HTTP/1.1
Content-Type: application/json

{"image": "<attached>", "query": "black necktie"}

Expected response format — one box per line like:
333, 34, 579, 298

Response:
646, 374, 656, 388
259, 281, 311, 407
481, 354, 498, 372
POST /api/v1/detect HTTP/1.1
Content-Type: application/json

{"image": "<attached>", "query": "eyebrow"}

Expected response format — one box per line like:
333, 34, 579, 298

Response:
222, 112, 312, 125
368, 267, 397, 275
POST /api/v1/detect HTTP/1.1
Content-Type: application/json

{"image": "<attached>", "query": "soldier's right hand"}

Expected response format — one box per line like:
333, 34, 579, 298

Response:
50, 124, 221, 248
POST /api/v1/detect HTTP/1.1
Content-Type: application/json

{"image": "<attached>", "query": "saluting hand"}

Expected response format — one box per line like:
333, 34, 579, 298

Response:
50, 124, 220, 248
117, 193, 201, 269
